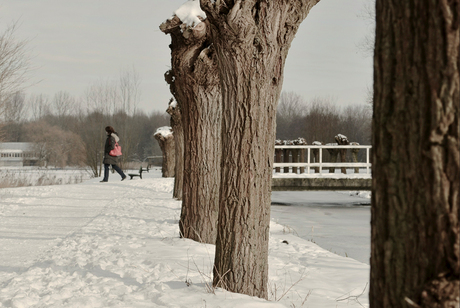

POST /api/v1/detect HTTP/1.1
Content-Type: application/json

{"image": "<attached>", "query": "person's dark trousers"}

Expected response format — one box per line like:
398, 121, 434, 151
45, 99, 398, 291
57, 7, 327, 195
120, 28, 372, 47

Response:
103, 164, 126, 181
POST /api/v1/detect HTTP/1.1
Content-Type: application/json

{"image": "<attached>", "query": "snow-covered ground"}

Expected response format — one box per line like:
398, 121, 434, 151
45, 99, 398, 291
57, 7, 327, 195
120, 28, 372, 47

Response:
0, 168, 370, 308
0, 167, 92, 188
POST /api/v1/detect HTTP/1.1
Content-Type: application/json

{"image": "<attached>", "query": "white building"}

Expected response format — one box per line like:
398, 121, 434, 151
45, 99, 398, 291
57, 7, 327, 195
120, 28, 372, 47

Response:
0, 143, 40, 167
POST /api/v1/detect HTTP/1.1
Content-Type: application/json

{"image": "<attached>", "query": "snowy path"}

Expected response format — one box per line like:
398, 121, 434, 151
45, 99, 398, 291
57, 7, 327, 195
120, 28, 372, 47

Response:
0, 170, 369, 308
0, 184, 110, 271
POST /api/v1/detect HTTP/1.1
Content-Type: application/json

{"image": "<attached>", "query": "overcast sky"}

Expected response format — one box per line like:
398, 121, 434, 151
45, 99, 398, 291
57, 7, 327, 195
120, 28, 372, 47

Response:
1, 0, 373, 113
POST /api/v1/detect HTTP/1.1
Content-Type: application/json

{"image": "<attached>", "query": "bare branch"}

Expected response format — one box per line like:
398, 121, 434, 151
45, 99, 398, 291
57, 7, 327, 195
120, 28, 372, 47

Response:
0, 21, 33, 105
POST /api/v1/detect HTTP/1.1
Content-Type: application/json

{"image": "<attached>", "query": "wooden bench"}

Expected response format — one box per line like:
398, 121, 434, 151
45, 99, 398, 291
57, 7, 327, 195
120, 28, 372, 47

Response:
128, 167, 144, 180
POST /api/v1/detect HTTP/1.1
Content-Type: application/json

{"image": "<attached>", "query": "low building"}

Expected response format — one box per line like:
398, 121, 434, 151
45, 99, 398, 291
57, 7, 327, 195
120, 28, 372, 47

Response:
0, 142, 40, 167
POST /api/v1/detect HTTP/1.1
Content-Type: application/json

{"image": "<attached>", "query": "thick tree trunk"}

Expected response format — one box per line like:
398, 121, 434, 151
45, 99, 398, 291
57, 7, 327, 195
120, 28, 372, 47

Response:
371, 1, 459, 307
161, 16, 221, 244
350, 142, 359, 173
154, 127, 175, 178
166, 99, 184, 200
275, 139, 283, 173
294, 137, 307, 173
335, 134, 349, 174
326, 145, 338, 173
202, 0, 320, 299
312, 141, 323, 173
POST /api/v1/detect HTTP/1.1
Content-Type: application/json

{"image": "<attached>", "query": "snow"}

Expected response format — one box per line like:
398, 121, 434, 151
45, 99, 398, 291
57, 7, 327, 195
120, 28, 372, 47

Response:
154, 126, 173, 138
0, 167, 91, 187
0, 168, 370, 307
173, 0, 206, 27
169, 99, 177, 109
273, 170, 371, 179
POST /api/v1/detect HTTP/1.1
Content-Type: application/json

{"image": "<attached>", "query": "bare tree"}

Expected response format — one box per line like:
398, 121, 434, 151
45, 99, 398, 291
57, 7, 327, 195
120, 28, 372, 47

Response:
0, 21, 32, 108
166, 98, 184, 200
161, 9, 221, 244
302, 97, 341, 143
201, 0, 320, 299
371, 1, 459, 307
357, 1, 375, 58
277, 91, 307, 120
83, 79, 118, 115
154, 126, 175, 177
0, 21, 32, 141
78, 111, 107, 177
52, 91, 77, 118
1, 91, 27, 141
80, 81, 116, 176
2, 91, 27, 123
79, 68, 142, 174
276, 91, 307, 139
340, 104, 372, 145
28, 93, 51, 121
49, 91, 80, 131
114, 68, 142, 167
118, 66, 140, 116
24, 121, 86, 168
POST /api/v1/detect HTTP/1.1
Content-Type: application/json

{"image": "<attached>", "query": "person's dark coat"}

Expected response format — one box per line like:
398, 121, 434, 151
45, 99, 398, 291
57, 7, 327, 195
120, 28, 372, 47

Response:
103, 133, 120, 165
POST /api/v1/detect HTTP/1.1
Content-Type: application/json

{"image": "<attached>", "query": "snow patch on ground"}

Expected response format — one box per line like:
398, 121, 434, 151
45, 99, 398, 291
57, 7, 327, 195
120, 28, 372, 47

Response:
0, 170, 369, 307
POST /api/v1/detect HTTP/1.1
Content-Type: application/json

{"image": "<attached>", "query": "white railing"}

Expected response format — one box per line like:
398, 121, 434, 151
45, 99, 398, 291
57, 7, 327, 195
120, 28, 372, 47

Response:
274, 145, 372, 175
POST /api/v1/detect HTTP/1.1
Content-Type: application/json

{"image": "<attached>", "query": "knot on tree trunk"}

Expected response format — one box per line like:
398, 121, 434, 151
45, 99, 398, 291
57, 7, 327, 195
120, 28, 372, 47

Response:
416, 275, 460, 308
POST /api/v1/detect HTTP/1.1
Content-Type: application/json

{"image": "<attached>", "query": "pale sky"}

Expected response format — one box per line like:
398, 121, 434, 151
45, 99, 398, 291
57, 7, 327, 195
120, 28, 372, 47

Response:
1, 0, 373, 113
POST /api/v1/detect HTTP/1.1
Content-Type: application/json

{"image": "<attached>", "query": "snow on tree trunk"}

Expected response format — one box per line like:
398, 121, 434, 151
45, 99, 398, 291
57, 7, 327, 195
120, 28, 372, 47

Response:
166, 99, 184, 200
294, 137, 307, 173
161, 12, 221, 244
335, 134, 349, 174
154, 127, 175, 178
350, 142, 359, 173
202, 0, 320, 299
371, 1, 459, 307
312, 141, 323, 173
274, 139, 283, 173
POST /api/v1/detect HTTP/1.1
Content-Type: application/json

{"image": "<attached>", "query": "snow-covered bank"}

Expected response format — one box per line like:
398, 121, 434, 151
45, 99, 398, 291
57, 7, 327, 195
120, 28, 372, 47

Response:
0, 167, 92, 188
0, 170, 369, 307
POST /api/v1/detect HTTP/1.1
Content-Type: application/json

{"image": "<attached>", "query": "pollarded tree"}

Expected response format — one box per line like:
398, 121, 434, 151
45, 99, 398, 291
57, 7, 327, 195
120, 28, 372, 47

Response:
160, 2, 222, 244
154, 126, 175, 178
166, 98, 184, 200
201, 0, 320, 299
371, 1, 459, 307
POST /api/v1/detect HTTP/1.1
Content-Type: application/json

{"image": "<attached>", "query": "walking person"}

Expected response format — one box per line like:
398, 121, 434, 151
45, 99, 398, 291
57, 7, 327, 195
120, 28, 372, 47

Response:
100, 126, 127, 182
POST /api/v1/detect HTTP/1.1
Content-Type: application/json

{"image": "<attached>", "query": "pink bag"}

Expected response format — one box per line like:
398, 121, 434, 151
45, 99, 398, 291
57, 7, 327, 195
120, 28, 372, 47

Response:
109, 142, 122, 157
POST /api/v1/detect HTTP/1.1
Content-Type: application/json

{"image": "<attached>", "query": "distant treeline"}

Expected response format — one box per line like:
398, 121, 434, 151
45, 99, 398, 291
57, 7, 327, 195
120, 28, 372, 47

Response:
276, 92, 371, 146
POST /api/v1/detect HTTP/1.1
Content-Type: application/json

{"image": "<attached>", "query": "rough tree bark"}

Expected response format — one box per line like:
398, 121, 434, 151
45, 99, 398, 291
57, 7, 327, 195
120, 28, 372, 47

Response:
201, 0, 320, 299
326, 144, 339, 174
275, 139, 283, 173
154, 127, 175, 178
371, 1, 459, 307
294, 137, 307, 173
312, 141, 323, 173
161, 15, 221, 244
284, 140, 293, 173
166, 98, 184, 200
350, 142, 359, 173
335, 134, 349, 174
